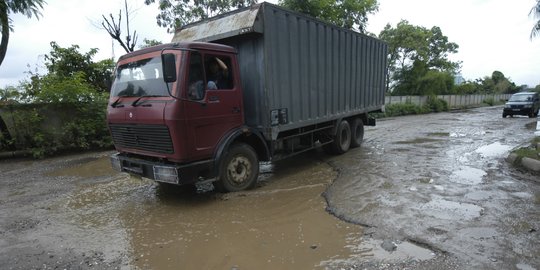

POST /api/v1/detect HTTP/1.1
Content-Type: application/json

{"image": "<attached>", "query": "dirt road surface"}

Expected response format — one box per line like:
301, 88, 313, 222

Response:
0, 106, 538, 269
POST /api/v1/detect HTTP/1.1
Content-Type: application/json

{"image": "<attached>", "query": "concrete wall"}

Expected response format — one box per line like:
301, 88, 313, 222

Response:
385, 94, 512, 108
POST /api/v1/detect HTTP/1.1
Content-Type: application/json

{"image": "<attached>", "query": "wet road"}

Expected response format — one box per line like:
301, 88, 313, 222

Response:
0, 106, 538, 269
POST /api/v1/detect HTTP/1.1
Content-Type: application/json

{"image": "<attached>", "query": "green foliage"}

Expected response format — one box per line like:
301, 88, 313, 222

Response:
8, 107, 45, 157
512, 137, 540, 164
455, 71, 520, 95
3, 103, 112, 158
21, 42, 112, 104
372, 96, 449, 118
379, 20, 460, 95
392, 61, 455, 96
145, 0, 258, 33
139, 38, 163, 49
1, 41, 114, 158
424, 95, 448, 112
482, 97, 495, 106
0, 85, 22, 103
454, 81, 481, 95
530, 0, 540, 39
0, 0, 46, 66
279, 0, 378, 33
30, 72, 107, 103
42, 41, 114, 93
383, 101, 427, 117
417, 71, 454, 95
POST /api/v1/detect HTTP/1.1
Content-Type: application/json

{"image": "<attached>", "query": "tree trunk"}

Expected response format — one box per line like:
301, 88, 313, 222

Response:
0, 18, 9, 67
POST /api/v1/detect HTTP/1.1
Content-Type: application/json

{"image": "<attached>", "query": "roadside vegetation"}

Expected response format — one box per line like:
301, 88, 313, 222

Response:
371, 96, 449, 118
512, 137, 540, 161
0, 42, 113, 158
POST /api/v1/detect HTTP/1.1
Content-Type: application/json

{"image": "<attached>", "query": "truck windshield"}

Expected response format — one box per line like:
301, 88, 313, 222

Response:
111, 56, 171, 97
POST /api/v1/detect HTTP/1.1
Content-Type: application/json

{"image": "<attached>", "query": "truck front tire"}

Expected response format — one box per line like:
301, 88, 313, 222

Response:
215, 143, 259, 192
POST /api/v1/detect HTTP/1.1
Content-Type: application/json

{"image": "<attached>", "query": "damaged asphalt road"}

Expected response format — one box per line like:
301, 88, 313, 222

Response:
324, 106, 539, 269
0, 106, 538, 269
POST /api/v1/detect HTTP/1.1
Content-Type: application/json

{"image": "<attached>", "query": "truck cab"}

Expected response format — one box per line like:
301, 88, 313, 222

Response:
108, 43, 265, 191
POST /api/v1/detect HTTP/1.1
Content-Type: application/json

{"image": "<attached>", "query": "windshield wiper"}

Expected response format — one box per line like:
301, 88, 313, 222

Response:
132, 95, 161, 107
110, 97, 124, 108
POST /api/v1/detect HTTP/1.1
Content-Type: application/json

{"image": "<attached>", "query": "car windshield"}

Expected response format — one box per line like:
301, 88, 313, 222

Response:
111, 57, 171, 97
509, 94, 534, 102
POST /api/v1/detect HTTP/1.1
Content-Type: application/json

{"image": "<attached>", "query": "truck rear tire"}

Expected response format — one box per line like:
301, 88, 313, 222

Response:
215, 143, 259, 192
324, 120, 351, 155
350, 118, 364, 148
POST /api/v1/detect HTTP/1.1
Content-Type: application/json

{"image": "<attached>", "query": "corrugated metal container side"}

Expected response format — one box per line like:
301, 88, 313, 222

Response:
261, 4, 387, 138
173, 3, 387, 141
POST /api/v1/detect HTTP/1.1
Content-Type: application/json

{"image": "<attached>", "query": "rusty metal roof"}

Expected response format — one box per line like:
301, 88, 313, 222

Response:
171, 4, 263, 43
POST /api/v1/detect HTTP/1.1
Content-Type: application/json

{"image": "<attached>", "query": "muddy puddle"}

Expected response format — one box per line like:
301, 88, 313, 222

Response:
47, 155, 115, 178
53, 153, 391, 269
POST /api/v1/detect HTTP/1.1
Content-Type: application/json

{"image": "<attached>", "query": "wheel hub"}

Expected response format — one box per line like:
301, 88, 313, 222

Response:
227, 156, 251, 184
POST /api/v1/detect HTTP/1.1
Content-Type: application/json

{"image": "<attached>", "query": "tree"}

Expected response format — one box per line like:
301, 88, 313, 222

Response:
279, 0, 378, 33
0, 85, 21, 103
0, 0, 45, 66
145, 0, 258, 33
530, 0, 540, 39
379, 20, 460, 95
23, 42, 114, 102
42, 42, 114, 93
101, 0, 138, 53
489, 71, 519, 94
139, 38, 162, 49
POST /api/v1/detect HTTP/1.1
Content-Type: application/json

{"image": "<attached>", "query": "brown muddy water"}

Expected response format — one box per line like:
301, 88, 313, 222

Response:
50, 154, 364, 269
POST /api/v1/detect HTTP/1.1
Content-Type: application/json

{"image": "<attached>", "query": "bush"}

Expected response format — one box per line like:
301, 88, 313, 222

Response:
2, 103, 111, 158
483, 97, 495, 106
382, 101, 428, 117
424, 96, 448, 112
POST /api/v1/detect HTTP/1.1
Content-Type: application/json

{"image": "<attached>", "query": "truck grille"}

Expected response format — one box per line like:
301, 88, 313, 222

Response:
109, 124, 174, 154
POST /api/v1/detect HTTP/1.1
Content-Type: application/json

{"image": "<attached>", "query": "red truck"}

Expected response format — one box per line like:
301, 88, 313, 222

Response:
108, 3, 387, 192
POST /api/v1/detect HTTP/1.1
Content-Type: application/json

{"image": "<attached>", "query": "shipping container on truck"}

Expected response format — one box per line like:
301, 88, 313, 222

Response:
108, 2, 387, 192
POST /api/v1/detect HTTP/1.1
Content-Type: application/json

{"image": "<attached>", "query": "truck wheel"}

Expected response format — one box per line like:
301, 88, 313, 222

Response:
215, 143, 259, 192
350, 118, 364, 148
325, 120, 351, 155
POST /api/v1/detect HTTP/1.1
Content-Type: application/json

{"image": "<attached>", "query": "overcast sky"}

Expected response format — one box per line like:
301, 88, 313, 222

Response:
0, 0, 539, 88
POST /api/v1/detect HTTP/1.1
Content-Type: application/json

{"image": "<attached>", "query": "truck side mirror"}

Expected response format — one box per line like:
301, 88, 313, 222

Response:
162, 53, 177, 83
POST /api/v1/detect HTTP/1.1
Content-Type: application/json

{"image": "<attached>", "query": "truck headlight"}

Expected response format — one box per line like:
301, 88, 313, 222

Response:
524, 104, 532, 108
153, 166, 179, 184
504, 104, 511, 108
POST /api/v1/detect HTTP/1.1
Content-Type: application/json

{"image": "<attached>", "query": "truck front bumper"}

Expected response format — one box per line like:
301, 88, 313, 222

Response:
110, 153, 214, 185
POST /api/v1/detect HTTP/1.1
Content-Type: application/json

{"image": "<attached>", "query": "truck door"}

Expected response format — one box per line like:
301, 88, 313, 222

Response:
184, 51, 243, 160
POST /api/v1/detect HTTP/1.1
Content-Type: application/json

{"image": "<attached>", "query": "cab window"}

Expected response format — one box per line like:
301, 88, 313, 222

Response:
204, 55, 234, 90
187, 52, 205, 100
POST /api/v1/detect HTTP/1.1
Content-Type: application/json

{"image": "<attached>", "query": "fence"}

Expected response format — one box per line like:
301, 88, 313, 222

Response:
385, 94, 512, 108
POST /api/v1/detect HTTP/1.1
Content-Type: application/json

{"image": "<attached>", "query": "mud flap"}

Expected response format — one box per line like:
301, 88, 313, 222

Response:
366, 117, 376, 126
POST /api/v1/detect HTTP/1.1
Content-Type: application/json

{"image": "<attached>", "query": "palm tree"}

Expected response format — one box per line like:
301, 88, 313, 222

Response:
0, 0, 45, 66
531, 0, 540, 39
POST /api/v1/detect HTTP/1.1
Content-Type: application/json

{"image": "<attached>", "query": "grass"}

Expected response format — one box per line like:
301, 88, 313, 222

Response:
512, 136, 540, 161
